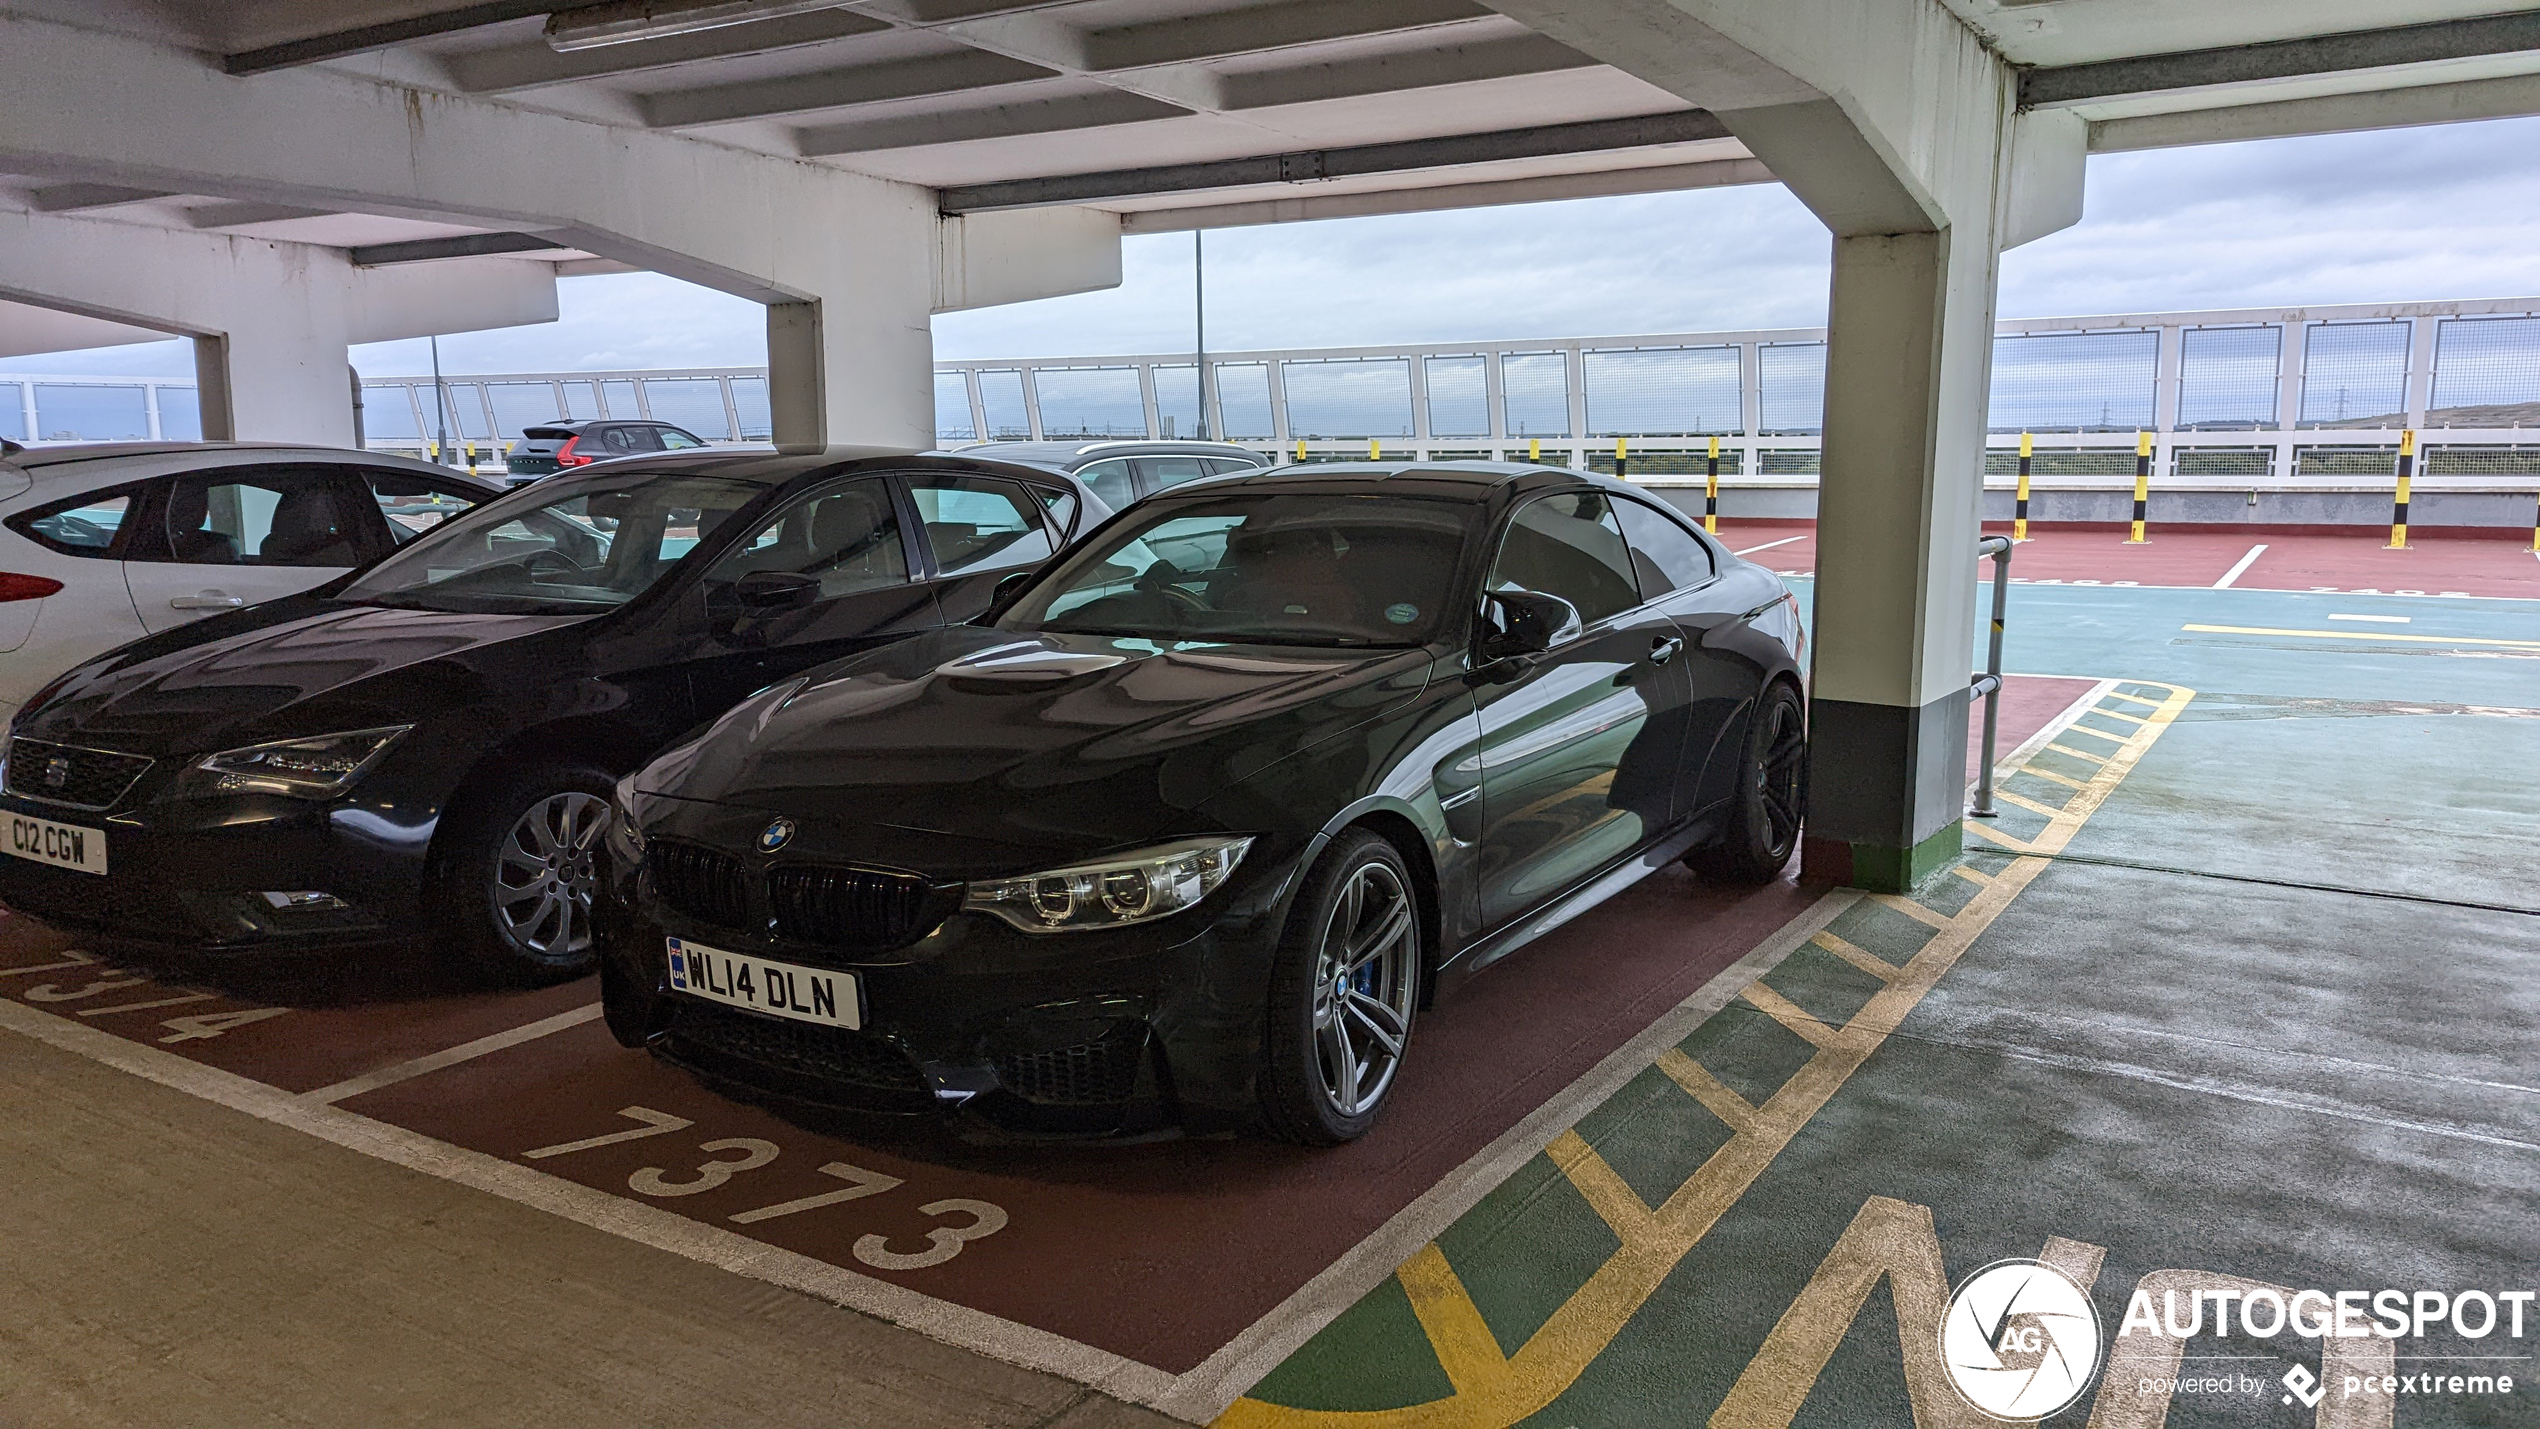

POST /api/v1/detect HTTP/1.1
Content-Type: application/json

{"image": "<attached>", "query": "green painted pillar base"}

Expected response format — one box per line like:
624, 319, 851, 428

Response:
1801, 820, 1963, 893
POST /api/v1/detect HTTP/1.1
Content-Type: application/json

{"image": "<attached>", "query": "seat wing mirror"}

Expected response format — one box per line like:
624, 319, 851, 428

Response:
992, 569, 1037, 607
1479, 589, 1580, 662
733, 571, 821, 612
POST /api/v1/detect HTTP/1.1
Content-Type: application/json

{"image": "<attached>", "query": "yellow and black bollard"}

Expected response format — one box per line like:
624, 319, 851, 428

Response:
1704, 436, 1720, 534
1528, 438, 1541, 464
1614, 436, 1628, 480
2387, 430, 2415, 549
2013, 432, 2033, 542
2126, 431, 2151, 543
1368, 438, 1381, 461
1294, 439, 1306, 463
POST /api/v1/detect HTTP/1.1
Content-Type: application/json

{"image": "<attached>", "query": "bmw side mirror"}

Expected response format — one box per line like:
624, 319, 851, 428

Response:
734, 571, 820, 612
1479, 589, 1579, 662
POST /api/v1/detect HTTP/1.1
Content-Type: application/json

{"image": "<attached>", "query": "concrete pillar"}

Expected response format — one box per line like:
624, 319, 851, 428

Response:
0, 203, 556, 445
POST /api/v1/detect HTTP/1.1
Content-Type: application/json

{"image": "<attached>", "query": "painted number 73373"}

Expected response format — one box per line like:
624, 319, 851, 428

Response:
521, 1105, 1006, 1271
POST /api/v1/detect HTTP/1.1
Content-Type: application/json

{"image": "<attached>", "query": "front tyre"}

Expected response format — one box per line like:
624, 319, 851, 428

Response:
1685, 681, 1806, 884
1261, 831, 1421, 1145
439, 762, 615, 984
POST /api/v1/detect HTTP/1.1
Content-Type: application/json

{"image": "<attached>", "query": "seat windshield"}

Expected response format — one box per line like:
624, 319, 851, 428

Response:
1002, 491, 1476, 647
337, 470, 772, 614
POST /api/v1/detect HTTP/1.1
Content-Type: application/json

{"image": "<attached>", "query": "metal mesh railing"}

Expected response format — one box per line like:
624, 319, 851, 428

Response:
976, 369, 1029, 440
2173, 447, 2275, 478
934, 372, 974, 441
1584, 346, 1739, 436
1588, 450, 1743, 477
1982, 448, 2136, 477
1988, 331, 2158, 433
2176, 326, 2280, 429
2299, 322, 2410, 428
2422, 444, 2540, 476
1423, 355, 1488, 438
2427, 316, 2540, 428
1282, 358, 1414, 438
1032, 365, 1145, 438
1757, 343, 1825, 435
1500, 352, 1570, 439
2295, 445, 2401, 478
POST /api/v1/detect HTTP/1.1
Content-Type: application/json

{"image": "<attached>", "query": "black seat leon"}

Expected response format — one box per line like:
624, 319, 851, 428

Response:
0, 449, 1111, 981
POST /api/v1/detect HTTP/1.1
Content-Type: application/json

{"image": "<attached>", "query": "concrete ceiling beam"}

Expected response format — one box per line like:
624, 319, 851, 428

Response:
449, 9, 893, 93
936, 108, 1728, 211
348, 232, 578, 265
25, 183, 175, 212
794, 90, 1188, 155
2023, 11, 2540, 109
1079, 0, 1488, 73
639, 49, 1057, 126
2090, 68, 2540, 151
223, 2, 555, 76
184, 201, 338, 229
1115, 153, 1771, 231
1213, 31, 1599, 111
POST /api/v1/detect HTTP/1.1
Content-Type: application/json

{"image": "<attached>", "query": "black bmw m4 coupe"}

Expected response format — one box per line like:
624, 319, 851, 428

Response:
600, 462, 1808, 1144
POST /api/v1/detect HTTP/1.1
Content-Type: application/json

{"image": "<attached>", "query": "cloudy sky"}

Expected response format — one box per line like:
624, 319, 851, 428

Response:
13, 113, 2540, 381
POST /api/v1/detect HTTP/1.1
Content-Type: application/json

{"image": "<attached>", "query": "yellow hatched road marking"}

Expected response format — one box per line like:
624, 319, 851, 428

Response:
1739, 982, 1842, 1049
1810, 929, 1900, 980
2182, 622, 2540, 650
2092, 707, 2149, 725
1217, 680, 2197, 1429
1869, 894, 1953, 931
1655, 1049, 1758, 1130
2020, 765, 2089, 790
1393, 1246, 1506, 1394
2059, 721, 2130, 743
1993, 789, 2068, 819
2044, 742, 2109, 764
1548, 1131, 1657, 1240
2108, 690, 2164, 709
1962, 820, 2035, 853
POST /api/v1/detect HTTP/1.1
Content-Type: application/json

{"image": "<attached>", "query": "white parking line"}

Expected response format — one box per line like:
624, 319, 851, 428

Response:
0, 997, 1178, 1409
1734, 535, 1807, 556
297, 1003, 605, 1105
2212, 543, 2267, 589
2329, 612, 2410, 623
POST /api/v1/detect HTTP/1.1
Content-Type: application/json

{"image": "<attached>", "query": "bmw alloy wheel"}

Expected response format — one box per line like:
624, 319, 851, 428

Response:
493, 791, 609, 958
1311, 861, 1418, 1118
1759, 695, 1806, 854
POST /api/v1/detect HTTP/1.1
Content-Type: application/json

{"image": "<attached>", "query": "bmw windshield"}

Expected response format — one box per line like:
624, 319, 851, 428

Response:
1000, 491, 1476, 647
337, 470, 775, 615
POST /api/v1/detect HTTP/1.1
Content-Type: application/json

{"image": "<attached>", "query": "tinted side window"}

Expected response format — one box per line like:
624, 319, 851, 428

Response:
156, 469, 365, 568
1488, 491, 1640, 626
907, 475, 1054, 577
361, 470, 487, 549
7, 487, 138, 558
1613, 496, 1715, 597
1074, 458, 1135, 510
658, 428, 706, 450
1204, 456, 1262, 475
1137, 456, 1215, 492
705, 479, 908, 598
600, 425, 653, 455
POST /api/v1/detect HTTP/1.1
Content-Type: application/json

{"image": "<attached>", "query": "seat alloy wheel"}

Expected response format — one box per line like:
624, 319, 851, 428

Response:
1312, 860, 1418, 1118
494, 790, 608, 959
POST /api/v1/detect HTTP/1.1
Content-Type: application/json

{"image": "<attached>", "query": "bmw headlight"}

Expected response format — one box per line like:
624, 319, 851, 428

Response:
183, 725, 413, 799
962, 836, 1254, 934
606, 772, 648, 862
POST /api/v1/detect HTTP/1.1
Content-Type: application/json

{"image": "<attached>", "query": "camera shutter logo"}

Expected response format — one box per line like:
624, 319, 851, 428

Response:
1940, 1258, 2102, 1419
757, 818, 795, 854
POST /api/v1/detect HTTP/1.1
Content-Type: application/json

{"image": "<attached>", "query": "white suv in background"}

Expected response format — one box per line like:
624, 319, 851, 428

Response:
0, 441, 502, 724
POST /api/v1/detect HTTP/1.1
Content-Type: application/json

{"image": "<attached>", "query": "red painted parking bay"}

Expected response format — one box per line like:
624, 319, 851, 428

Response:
0, 677, 2100, 1391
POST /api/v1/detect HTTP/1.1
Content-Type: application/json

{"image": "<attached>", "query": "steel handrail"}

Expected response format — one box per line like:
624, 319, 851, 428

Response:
1968, 534, 2012, 818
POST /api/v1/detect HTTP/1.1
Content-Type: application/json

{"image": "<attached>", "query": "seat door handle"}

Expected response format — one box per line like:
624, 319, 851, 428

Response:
170, 592, 246, 610
1649, 635, 1684, 665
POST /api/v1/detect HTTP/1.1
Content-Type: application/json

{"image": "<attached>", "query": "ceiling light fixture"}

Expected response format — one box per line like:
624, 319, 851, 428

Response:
543, 0, 852, 52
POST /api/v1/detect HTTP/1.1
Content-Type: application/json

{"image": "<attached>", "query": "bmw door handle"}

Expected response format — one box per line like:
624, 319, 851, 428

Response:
1648, 635, 1684, 666
170, 592, 246, 610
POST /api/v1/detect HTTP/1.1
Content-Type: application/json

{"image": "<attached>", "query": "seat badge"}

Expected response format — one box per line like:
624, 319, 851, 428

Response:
44, 757, 69, 789
757, 817, 796, 854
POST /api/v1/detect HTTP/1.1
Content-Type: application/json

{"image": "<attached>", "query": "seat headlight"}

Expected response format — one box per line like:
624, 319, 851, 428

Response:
963, 836, 1253, 934
183, 725, 413, 799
